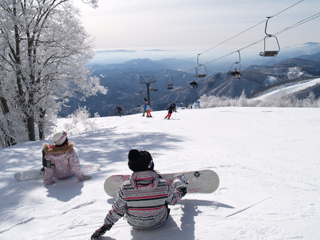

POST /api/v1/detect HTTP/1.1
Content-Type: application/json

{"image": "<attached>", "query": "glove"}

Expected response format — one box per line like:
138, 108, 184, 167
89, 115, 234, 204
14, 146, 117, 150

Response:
91, 224, 112, 240
84, 175, 92, 181
176, 185, 187, 197
172, 174, 188, 197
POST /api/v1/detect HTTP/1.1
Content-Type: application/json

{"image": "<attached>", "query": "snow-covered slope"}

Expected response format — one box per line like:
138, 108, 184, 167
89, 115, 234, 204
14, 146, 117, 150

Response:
1, 108, 320, 239
251, 78, 320, 101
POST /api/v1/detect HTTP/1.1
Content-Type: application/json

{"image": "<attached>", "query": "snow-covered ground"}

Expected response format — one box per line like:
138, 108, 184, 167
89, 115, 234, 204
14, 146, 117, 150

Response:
252, 78, 320, 101
1, 107, 320, 240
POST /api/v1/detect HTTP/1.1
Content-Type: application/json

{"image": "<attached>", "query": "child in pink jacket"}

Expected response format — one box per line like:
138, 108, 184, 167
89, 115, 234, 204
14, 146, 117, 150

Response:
43, 130, 91, 185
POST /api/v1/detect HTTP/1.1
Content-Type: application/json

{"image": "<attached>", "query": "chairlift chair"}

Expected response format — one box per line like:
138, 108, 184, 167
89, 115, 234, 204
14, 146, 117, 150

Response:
230, 65, 242, 80
194, 54, 208, 78
260, 17, 280, 57
166, 69, 174, 90
189, 79, 198, 88
229, 51, 242, 79
195, 67, 208, 78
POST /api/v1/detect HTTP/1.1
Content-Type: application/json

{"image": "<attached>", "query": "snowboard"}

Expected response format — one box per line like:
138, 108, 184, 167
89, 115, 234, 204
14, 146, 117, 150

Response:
14, 164, 101, 181
104, 169, 219, 198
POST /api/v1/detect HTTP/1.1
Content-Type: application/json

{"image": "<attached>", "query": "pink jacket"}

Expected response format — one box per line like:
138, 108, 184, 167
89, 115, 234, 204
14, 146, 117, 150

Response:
43, 142, 84, 185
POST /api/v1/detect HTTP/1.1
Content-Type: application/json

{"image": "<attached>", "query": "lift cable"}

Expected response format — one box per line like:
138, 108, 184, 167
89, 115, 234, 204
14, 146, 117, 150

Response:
273, 12, 320, 36
179, 0, 305, 68
203, 11, 320, 66
271, 0, 304, 18
154, 0, 307, 81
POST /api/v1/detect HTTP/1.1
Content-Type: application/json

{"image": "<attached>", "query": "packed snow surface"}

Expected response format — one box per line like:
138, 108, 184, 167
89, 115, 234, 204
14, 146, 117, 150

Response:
1, 107, 320, 240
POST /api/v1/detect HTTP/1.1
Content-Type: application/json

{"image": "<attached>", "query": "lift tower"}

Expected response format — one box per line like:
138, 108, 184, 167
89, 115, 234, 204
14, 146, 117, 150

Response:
139, 76, 156, 107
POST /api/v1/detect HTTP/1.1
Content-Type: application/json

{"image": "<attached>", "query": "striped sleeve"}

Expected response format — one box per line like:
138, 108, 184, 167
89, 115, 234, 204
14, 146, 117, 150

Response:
166, 185, 182, 206
104, 189, 127, 225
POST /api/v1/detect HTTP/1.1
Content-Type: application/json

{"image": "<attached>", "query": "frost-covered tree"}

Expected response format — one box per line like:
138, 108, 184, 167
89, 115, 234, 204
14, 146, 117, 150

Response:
0, 0, 106, 147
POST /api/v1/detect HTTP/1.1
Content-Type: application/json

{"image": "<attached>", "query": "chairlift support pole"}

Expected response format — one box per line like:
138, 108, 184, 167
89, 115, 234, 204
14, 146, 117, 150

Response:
230, 50, 241, 71
260, 17, 280, 57
264, 17, 272, 37
195, 54, 208, 78
140, 75, 156, 107
236, 50, 241, 64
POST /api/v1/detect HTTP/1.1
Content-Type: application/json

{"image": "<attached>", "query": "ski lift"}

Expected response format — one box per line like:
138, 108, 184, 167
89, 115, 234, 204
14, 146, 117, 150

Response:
194, 54, 208, 78
138, 83, 144, 94
260, 17, 280, 57
150, 81, 158, 92
229, 50, 242, 79
189, 80, 198, 88
166, 69, 174, 90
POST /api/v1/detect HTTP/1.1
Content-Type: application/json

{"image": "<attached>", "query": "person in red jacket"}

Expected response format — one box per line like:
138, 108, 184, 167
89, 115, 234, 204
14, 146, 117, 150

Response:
91, 149, 188, 240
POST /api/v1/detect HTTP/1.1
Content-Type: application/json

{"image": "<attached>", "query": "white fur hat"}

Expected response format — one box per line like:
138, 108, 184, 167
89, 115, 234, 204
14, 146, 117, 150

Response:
51, 130, 67, 145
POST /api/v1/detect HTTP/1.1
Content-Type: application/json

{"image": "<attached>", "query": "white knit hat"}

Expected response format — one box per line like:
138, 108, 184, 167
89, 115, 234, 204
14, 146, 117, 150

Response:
51, 130, 67, 145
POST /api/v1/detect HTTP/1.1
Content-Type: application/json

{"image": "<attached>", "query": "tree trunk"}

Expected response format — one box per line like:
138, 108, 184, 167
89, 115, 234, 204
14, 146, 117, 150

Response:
38, 108, 46, 140
0, 83, 17, 147
27, 115, 36, 141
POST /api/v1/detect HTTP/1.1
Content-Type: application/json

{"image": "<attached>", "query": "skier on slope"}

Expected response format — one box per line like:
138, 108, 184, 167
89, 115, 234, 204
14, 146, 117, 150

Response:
164, 102, 176, 120
42, 130, 91, 185
91, 149, 188, 240
142, 101, 147, 116
143, 102, 152, 117
116, 105, 122, 117
142, 98, 148, 116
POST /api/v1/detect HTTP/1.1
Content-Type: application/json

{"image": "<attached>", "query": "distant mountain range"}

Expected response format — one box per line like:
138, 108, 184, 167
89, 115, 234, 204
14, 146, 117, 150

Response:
59, 43, 320, 117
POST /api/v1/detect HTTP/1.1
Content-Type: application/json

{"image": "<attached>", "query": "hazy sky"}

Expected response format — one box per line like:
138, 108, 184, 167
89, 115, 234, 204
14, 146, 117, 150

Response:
74, 0, 320, 62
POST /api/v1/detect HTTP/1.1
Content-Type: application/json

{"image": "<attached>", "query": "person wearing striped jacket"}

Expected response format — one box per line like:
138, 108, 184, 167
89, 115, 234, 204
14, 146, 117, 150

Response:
91, 149, 187, 240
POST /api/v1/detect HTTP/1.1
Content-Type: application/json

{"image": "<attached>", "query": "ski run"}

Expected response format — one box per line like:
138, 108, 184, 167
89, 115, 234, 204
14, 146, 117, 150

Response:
1, 107, 320, 240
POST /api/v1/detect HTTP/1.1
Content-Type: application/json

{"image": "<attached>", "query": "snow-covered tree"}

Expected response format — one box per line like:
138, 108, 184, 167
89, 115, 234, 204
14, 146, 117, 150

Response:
0, 0, 106, 147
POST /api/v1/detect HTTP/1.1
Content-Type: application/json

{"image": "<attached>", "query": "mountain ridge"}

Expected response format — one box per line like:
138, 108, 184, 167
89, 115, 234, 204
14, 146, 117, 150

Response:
59, 46, 320, 117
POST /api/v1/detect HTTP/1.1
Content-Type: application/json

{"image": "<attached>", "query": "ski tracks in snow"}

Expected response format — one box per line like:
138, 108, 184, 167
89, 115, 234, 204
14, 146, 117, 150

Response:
225, 196, 273, 218
0, 217, 35, 234
0, 200, 97, 237
61, 200, 96, 215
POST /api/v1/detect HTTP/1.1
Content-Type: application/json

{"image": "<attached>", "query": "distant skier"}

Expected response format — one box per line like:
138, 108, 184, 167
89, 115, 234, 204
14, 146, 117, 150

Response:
42, 130, 92, 185
142, 98, 148, 116
91, 149, 187, 240
143, 102, 152, 118
164, 102, 176, 120
116, 105, 122, 117
142, 101, 147, 117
